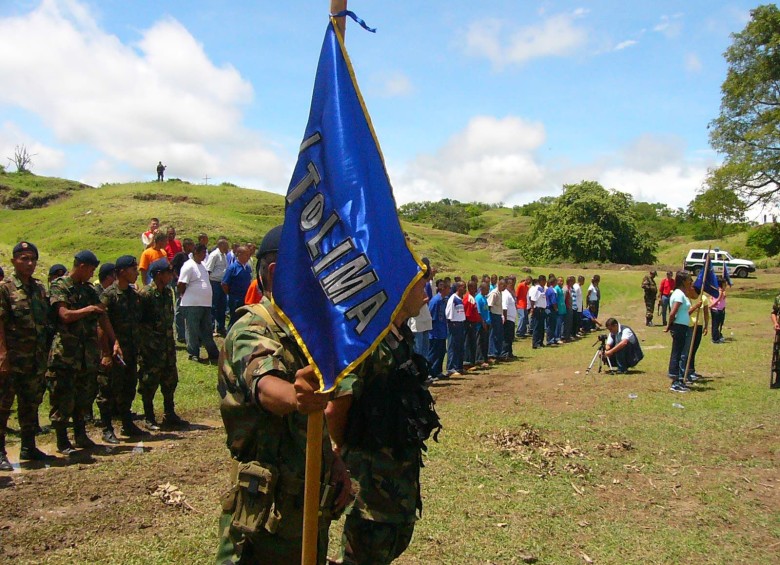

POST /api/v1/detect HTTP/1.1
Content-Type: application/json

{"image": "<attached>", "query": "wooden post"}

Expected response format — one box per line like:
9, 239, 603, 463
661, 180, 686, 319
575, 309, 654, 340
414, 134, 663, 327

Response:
683, 247, 710, 381
301, 6, 348, 563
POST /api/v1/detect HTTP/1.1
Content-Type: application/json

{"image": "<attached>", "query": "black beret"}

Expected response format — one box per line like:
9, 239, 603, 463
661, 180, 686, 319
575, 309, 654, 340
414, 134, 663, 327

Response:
256, 225, 283, 260
115, 255, 137, 271
74, 250, 100, 267
13, 241, 38, 259
49, 263, 67, 277
98, 263, 116, 282
148, 258, 171, 278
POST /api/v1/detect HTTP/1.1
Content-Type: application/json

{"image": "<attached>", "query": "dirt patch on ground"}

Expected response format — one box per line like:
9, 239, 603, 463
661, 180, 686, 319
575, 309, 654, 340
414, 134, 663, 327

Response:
0, 185, 90, 209
132, 193, 204, 205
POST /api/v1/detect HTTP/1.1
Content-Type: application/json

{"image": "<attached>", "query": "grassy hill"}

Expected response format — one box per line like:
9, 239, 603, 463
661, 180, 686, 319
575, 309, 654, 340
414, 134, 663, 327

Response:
0, 171, 768, 277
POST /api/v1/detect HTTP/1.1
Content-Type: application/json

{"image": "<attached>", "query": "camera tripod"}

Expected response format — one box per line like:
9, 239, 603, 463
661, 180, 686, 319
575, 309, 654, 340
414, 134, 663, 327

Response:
585, 337, 615, 374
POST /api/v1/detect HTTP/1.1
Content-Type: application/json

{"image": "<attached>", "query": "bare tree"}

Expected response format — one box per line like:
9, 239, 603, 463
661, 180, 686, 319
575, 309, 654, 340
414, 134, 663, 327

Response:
8, 144, 36, 173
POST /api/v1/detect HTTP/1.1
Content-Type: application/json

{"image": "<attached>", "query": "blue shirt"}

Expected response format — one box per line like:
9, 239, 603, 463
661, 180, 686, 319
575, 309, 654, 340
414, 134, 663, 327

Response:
475, 293, 490, 323
545, 287, 557, 311
428, 293, 448, 339
221, 261, 252, 298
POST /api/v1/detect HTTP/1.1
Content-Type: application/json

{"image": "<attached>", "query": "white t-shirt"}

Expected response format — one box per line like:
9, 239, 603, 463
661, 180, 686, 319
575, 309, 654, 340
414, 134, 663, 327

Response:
606, 324, 635, 347
445, 293, 466, 322
573, 283, 583, 311
528, 284, 547, 309
178, 259, 213, 307
502, 289, 517, 322
487, 288, 503, 315
588, 283, 599, 302
205, 249, 228, 282
408, 303, 433, 333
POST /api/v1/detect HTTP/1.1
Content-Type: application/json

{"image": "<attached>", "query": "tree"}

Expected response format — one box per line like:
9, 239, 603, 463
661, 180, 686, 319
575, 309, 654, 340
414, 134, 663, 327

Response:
687, 186, 747, 237
708, 4, 780, 207
8, 144, 35, 173
522, 181, 656, 264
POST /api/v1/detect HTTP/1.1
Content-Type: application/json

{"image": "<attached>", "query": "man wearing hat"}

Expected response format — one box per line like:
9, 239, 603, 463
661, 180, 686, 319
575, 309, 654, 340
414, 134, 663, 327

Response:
216, 226, 352, 564
48, 250, 123, 454
0, 242, 53, 470
641, 270, 658, 327
138, 258, 186, 430
48, 263, 67, 287
98, 255, 146, 442
95, 263, 116, 298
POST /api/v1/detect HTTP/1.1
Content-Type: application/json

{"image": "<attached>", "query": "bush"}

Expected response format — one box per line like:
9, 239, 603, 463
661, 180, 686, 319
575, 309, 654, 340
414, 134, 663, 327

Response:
746, 223, 780, 256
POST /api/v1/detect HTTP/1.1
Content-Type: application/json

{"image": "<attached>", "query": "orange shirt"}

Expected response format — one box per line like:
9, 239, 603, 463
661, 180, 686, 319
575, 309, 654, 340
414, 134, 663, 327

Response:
244, 279, 263, 305
139, 248, 166, 272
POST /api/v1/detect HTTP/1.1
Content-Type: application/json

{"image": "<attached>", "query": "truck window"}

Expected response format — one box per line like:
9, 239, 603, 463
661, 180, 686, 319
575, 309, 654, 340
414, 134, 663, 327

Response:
691, 252, 703, 260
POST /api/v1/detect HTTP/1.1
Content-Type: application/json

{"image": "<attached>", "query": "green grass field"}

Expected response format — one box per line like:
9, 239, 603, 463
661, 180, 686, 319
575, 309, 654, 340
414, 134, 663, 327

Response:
0, 174, 778, 563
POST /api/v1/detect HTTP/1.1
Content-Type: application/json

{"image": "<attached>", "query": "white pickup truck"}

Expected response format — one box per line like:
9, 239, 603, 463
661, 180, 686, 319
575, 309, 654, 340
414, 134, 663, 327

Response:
683, 249, 756, 278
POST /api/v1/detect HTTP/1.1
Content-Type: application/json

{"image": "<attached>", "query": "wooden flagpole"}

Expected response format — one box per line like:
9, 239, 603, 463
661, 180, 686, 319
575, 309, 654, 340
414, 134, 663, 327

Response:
682, 246, 710, 382
301, 4, 347, 565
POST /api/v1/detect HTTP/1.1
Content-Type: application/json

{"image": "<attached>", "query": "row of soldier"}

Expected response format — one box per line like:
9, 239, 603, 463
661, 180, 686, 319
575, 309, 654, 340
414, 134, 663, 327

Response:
0, 242, 184, 471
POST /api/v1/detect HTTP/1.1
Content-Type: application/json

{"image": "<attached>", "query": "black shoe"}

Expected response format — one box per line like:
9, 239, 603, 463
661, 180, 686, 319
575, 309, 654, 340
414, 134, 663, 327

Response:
19, 445, 54, 461
0, 452, 12, 471
102, 428, 120, 445
161, 412, 188, 429
121, 420, 149, 437
74, 422, 97, 448
187, 355, 201, 362
144, 418, 161, 431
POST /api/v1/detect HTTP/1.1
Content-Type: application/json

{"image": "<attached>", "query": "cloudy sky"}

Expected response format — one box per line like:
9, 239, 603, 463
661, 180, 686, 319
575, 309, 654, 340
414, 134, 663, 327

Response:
0, 0, 758, 211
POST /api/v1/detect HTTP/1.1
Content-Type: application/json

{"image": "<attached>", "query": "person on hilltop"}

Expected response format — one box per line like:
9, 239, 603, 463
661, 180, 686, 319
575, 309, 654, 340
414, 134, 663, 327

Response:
156, 161, 166, 182
0, 242, 54, 471
642, 270, 658, 327
215, 226, 352, 564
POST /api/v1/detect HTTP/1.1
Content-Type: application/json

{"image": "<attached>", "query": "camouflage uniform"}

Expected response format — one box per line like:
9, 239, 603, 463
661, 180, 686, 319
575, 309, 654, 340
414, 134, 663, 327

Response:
641, 275, 657, 325
0, 274, 49, 440
47, 275, 102, 425
137, 282, 178, 418
99, 282, 142, 420
335, 324, 434, 565
216, 298, 336, 565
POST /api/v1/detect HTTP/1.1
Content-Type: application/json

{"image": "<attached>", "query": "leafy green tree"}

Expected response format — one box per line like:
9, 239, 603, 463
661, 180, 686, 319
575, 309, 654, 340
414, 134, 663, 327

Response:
687, 186, 747, 237
522, 181, 656, 264
747, 222, 780, 256
708, 4, 780, 206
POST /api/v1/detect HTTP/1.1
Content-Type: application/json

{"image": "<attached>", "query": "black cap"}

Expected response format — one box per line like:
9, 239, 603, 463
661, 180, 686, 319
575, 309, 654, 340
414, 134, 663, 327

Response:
49, 263, 67, 277
421, 257, 431, 279
74, 250, 100, 267
148, 258, 172, 278
13, 241, 38, 259
115, 255, 137, 271
98, 263, 116, 282
256, 225, 283, 260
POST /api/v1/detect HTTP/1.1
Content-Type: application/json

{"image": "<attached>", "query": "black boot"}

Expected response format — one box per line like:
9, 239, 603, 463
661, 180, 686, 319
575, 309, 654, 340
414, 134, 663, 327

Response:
99, 408, 119, 445
0, 435, 12, 471
143, 398, 160, 431
73, 420, 96, 448
19, 430, 53, 460
120, 414, 148, 437
162, 397, 188, 429
54, 424, 77, 456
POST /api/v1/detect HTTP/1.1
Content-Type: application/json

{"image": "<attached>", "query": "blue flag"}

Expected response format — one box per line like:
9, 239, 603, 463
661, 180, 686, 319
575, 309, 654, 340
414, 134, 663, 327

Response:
693, 254, 720, 298
273, 18, 424, 392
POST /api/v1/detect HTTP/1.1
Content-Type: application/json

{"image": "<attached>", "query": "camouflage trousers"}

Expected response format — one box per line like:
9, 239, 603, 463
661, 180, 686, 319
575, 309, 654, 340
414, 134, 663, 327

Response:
47, 367, 98, 424
138, 363, 178, 402
97, 356, 138, 416
0, 370, 46, 435
340, 514, 415, 565
215, 511, 329, 565
644, 294, 656, 323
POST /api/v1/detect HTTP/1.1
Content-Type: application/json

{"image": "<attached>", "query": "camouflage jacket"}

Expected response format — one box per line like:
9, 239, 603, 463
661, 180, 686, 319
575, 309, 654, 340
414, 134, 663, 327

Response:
138, 283, 176, 367
217, 296, 333, 482
335, 323, 423, 524
773, 294, 780, 316
0, 273, 49, 376
641, 275, 657, 297
100, 282, 142, 356
94, 281, 107, 299
48, 275, 101, 372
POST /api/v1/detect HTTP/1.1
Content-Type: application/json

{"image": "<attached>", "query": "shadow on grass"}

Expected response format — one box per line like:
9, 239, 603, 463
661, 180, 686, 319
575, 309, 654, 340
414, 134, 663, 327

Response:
732, 288, 777, 301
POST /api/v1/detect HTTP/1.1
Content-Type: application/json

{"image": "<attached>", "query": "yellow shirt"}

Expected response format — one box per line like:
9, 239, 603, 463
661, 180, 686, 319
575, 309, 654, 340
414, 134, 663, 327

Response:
689, 294, 710, 327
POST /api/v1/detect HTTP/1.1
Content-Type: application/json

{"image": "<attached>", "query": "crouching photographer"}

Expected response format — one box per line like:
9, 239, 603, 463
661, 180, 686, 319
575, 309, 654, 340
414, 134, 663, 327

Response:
601, 318, 644, 374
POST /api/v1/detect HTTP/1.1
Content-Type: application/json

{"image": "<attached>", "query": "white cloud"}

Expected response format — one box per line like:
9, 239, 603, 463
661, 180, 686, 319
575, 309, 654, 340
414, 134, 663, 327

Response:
685, 52, 702, 73
653, 13, 684, 38
393, 115, 548, 204
371, 71, 414, 98
615, 39, 638, 51
465, 10, 588, 67
0, 0, 290, 189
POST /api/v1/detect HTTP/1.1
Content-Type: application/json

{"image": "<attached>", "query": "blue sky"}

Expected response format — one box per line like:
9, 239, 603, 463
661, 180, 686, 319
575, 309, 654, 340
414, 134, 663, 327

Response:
0, 0, 759, 211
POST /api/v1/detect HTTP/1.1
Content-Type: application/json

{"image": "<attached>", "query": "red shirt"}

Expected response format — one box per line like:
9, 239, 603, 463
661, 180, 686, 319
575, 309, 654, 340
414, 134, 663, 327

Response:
515, 281, 529, 309
463, 292, 482, 323
165, 239, 183, 261
659, 278, 675, 297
